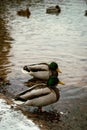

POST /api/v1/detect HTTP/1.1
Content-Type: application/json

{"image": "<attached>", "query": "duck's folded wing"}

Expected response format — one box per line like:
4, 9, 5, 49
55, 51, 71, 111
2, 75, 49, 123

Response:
25, 90, 57, 107
16, 87, 51, 100
27, 63, 49, 72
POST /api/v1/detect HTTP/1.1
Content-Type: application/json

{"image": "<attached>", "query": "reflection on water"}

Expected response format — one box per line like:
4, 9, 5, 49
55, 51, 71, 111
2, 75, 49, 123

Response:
0, 17, 13, 81
0, 0, 87, 107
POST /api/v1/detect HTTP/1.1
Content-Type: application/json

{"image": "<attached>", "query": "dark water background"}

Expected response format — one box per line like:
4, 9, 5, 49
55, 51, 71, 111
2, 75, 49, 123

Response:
0, 0, 87, 129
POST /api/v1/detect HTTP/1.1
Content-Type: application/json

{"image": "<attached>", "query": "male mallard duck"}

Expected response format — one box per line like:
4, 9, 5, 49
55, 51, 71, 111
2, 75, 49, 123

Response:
15, 76, 65, 111
46, 5, 61, 14
17, 8, 31, 18
22, 62, 62, 80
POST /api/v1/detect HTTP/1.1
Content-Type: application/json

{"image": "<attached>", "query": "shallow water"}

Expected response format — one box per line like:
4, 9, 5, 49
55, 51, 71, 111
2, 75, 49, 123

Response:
0, 0, 87, 129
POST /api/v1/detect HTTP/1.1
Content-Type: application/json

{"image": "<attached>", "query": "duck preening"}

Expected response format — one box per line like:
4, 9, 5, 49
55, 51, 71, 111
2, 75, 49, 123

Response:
17, 8, 31, 18
22, 62, 62, 80
46, 5, 61, 14
14, 76, 65, 112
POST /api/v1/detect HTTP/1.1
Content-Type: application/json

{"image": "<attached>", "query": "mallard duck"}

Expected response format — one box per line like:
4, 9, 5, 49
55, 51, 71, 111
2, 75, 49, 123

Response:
46, 5, 61, 14
22, 62, 62, 80
15, 76, 65, 111
17, 8, 31, 18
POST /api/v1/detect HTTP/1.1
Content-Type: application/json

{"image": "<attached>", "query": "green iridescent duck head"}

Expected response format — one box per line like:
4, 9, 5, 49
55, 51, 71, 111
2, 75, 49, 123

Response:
47, 76, 65, 88
49, 62, 62, 73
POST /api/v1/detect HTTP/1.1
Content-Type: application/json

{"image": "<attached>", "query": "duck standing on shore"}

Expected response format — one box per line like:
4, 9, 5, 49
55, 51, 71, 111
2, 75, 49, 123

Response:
22, 62, 62, 80
15, 76, 65, 112
46, 5, 61, 14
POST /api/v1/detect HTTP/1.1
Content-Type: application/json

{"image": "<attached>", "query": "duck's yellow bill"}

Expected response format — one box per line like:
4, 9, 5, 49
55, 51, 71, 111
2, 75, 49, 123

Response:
58, 81, 65, 85
57, 68, 62, 73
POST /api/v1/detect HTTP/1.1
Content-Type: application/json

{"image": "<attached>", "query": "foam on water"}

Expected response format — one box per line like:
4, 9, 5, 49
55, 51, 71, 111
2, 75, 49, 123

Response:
0, 99, 40, 130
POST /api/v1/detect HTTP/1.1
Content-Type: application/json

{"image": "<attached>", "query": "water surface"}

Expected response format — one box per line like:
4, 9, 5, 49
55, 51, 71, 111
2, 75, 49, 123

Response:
0, 0, 87, 129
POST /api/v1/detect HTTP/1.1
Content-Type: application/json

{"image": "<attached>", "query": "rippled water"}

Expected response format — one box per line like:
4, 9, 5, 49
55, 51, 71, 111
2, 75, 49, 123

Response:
0, 0, 87, 110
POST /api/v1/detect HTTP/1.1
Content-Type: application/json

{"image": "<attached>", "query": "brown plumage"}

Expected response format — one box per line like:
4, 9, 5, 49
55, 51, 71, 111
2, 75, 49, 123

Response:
17, 8, 31, 18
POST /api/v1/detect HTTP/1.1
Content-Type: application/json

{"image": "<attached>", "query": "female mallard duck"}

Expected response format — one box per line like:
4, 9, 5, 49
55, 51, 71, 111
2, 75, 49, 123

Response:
15, 76, 65, 111
22, 62, 62, 80
46, 5, 61, 14
17, 8, 31, 18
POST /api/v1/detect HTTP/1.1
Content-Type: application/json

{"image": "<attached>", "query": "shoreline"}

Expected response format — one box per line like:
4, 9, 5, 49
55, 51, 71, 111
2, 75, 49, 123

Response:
0, 90, 87, 130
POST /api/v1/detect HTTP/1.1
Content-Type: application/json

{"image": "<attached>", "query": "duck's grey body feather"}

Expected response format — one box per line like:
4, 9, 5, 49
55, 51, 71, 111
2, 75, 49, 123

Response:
15, 84, 60, 107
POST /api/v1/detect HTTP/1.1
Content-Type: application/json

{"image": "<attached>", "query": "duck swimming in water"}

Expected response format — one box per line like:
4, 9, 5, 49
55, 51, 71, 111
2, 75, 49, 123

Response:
17, 8, 31, 18
46, 5, 61, 14
22, 62, 62, 80
15, 76, 65, 112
